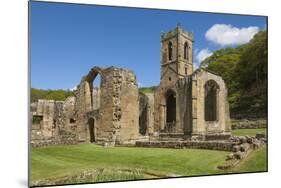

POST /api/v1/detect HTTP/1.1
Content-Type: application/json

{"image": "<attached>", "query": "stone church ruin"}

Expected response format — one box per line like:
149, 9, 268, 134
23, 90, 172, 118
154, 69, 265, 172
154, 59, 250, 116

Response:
31, 25, 232, 147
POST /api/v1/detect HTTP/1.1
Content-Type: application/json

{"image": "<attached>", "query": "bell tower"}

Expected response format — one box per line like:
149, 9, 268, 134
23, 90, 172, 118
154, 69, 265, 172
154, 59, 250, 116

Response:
160, 24, 194, 84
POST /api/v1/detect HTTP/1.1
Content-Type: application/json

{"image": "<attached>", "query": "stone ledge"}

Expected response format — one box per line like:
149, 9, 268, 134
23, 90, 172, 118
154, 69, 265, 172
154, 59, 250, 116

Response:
135, 140, 236, 151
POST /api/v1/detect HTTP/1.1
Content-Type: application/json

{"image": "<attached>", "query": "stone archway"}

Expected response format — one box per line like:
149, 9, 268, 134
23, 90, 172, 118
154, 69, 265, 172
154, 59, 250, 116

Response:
85, 66, 103, 111
88, 118, 95, 143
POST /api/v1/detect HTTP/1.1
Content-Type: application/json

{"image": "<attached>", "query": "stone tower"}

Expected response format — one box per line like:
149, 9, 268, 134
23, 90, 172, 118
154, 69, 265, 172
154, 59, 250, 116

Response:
153, 25, 194, 133
160, 24, 194, 85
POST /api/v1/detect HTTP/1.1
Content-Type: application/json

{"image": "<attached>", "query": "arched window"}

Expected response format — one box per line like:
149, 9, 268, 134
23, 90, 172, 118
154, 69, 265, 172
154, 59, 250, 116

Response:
168, 41, 173, 61
85, 67, 103, 111
184, 42, 188, 59
165, 90, 176, 133
88, 118, 95, 143
204, 80, 219, 121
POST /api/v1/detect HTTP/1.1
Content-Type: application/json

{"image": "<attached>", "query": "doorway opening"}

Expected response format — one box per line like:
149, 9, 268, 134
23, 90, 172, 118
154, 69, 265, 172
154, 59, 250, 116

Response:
165, 90, 176, 132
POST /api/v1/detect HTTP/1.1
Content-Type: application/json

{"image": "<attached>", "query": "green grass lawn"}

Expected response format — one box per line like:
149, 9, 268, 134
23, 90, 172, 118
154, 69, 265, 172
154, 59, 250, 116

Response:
232, 128, 266, 136
31, 144, 229, 184
31, 143, 267, 186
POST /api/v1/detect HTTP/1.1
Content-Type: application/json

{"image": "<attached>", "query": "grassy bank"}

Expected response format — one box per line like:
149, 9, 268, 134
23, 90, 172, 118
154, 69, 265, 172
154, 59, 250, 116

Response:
232, 128, 266, 136
227, 145, 267, 173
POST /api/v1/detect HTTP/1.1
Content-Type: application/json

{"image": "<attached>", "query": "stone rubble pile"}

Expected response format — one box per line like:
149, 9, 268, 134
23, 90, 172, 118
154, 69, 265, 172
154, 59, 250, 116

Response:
227, 134, 266, 160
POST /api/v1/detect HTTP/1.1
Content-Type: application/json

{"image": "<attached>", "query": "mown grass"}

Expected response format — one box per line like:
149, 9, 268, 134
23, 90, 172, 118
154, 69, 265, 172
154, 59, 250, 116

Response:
31, 144, 229, 182
232, 128, 266, 136
31, 143, 267, 186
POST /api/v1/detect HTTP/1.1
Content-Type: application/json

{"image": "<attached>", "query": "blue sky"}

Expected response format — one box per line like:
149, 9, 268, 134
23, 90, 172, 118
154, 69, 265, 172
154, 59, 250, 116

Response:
30, 1, 267, 90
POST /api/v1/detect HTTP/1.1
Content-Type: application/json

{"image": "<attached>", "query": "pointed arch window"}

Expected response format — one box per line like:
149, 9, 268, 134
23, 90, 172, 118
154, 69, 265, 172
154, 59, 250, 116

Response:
184, 42, 188, 59
204, 80, 219, 121
168, 41, 173, 61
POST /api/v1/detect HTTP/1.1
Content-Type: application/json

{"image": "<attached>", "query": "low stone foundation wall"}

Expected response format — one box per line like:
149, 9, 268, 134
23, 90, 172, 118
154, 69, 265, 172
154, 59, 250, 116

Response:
95, 136, 150, 147
31, 132, 77, 147
136, 134, 267, 152
31, 138, 77, 148
159, 133, 184, 141
205, 133, 232, 141
231, 118, 267, 129
136, 140, 236, 151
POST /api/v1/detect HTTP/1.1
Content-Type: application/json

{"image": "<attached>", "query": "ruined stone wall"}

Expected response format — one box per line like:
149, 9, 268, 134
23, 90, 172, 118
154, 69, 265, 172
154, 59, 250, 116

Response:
153, 86, 168, 132
139, 92, 148, 135
30, 99, 77, 147
139, 92, 155, 136
176, 76, 193, 135
31, 99, 58, 139
74, 66, 139, 145
145, 93, 155, 135
118, 70, 139, 144
154, 84, 185, 134
92, 88, 100, 110
93, 67, 139, 144
62, 96, 77, 133
75, 79, 93, 142
191, 69, 231, 135
154, 60, 180, 133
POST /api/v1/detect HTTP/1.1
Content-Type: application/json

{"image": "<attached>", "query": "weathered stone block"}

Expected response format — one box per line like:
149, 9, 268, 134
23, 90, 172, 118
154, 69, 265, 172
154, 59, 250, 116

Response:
240, 143, 250, 152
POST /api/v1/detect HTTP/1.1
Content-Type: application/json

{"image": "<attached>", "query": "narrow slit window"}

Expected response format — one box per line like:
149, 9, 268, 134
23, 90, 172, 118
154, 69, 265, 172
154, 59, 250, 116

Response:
184, 42, 188, 59
168, 41, 173, 61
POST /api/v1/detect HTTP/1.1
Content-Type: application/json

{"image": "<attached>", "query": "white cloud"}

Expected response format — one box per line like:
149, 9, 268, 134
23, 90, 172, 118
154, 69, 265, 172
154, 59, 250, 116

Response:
70, 85, 77, 91
194, 48, 213, 68
138, 82, 143, 87
205, 24, 259, 46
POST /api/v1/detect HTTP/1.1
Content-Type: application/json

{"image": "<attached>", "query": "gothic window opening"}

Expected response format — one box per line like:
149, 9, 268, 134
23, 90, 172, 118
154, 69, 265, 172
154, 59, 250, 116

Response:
204, 80, 219, 121
92, 74, 101, 110
88, 118, 95, 143
87, 70, 102, 111
166, 94, 176, 123
165, 90, 176, 132
168, 41, 173, 61
184, 42, 188, 59
139, 104, 148, 136
185, 67, 188, 75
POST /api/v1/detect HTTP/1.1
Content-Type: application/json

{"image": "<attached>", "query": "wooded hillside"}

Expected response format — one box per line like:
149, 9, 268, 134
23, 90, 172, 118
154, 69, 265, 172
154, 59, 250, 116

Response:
201, 31, 267, 118
31, 88, 74, 103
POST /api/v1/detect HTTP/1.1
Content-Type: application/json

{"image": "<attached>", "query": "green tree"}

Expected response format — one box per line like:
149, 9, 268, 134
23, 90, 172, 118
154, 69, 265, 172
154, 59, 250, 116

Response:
31, 88, 74, 103
200, 31, 267, 117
